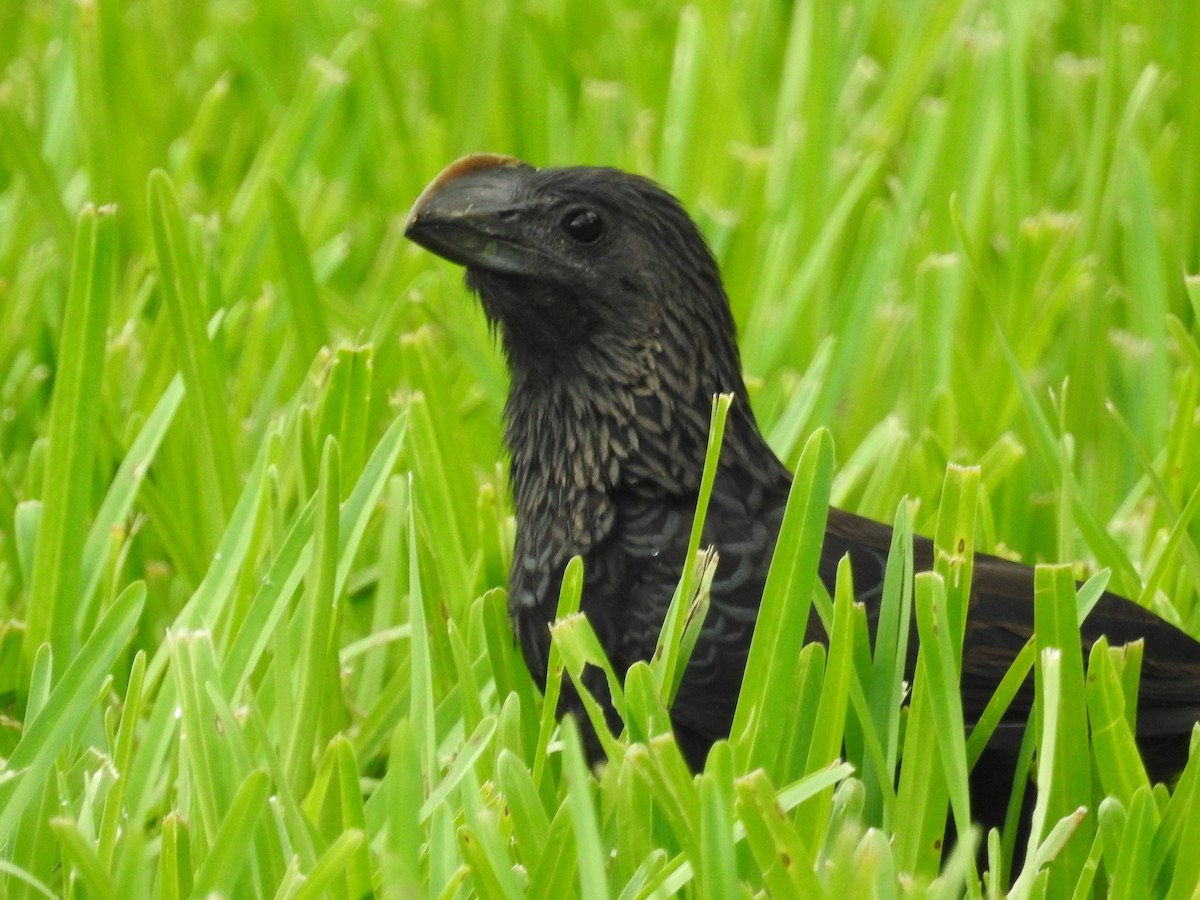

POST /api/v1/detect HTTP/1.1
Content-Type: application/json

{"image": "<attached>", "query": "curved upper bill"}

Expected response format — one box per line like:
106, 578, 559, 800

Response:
404, 154, 541, 275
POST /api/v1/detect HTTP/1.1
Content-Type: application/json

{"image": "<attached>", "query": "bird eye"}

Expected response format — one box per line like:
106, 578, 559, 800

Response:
561, 208, 604, 244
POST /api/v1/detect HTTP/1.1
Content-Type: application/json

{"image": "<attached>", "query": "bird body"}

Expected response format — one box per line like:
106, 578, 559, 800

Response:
405, 154, 1200, 788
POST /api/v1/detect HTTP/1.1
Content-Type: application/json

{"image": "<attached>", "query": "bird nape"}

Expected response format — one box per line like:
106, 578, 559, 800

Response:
404, 153, 1200, 837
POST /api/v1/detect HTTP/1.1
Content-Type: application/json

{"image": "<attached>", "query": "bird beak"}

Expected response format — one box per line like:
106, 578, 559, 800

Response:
405, 154, 541, 275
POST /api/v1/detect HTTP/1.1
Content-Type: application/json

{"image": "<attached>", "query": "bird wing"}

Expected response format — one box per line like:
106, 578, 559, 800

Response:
827, 508, 1200, 755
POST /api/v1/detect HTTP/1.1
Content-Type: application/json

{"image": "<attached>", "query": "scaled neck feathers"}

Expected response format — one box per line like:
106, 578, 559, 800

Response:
498, 287, 787, 560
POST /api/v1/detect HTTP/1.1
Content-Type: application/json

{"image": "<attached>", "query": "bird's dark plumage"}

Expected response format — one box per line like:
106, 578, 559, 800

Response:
405, 155, 1200, 807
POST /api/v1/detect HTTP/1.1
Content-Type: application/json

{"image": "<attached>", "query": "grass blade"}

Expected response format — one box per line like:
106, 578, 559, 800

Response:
0, 581, 145, 842
731, 427, 833, 777
26, 204, 116, 659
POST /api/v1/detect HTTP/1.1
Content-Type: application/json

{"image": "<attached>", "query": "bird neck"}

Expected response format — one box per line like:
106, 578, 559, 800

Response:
501, 333, 785, 547
503, 336, 677, 515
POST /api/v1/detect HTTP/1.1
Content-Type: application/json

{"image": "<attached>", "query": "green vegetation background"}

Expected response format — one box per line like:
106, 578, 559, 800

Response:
1, 0, 1198, 895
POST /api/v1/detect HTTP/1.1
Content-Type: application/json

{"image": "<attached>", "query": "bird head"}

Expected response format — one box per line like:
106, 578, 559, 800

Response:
404, 154, 743, 390
405, 154, 788, 505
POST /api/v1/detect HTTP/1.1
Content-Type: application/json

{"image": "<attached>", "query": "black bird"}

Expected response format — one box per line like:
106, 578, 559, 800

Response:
404, 154, 1200, 802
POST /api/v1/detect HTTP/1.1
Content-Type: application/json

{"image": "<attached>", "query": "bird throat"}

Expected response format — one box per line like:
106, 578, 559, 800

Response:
502, 335, 711, 561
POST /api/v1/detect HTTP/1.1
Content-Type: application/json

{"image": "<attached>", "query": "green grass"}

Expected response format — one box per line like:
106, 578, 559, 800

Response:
2, 0, 1199, 895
